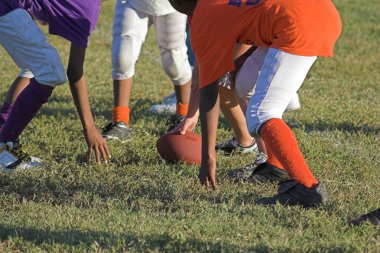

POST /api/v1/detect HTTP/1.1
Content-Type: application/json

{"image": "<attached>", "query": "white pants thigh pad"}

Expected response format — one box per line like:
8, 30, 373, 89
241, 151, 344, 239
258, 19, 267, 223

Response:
0, 9, 66, 86
112, 0, 149, 80
153, 12, 191, 86
235, 47, 268, 100
112, 0, 191, 85
246, 48, 317, 135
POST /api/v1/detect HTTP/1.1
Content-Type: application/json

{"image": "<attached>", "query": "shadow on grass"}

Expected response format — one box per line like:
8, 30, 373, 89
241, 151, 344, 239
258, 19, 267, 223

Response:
0, 224, 269, 252
287, 119, 380, 135
37, 93, 232, 136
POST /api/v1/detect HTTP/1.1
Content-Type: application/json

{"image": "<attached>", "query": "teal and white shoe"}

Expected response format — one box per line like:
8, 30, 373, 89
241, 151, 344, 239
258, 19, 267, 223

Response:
216, 136, 257, 156
162, 92, 177, 104
0, 141, 42, 172
150, 92, 177, 115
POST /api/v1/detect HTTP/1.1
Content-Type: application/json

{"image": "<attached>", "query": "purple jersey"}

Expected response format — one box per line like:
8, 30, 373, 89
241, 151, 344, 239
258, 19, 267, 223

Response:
0, 0, 100, 48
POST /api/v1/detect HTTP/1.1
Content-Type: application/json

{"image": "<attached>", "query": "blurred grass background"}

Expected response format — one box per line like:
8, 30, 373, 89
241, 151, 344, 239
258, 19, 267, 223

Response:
0, 0, 379, 252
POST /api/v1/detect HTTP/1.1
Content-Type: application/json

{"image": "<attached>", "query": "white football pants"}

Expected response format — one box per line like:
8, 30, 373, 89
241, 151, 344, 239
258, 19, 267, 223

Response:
236, 48, 317, 135
111, 0, 192, 86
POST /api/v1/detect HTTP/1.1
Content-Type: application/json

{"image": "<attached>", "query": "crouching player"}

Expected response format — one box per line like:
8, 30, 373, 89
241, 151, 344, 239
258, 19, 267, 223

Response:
0, 0, 110, 171
169, 0, 341, 207
102, 0, 193, 142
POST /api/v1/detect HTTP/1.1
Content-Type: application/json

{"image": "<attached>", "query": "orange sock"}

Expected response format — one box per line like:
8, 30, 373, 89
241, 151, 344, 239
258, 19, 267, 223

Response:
176, 103, 188, 116
260, 118, 318, 188
265, 143, 284, 170
112, 106, 130, 125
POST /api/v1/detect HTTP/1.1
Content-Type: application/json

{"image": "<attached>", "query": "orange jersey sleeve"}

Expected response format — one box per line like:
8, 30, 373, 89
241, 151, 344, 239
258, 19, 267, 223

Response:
191, 0, 342, 88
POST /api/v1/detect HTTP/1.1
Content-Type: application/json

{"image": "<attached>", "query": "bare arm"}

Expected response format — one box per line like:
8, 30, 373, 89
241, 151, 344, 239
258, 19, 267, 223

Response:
176, 60, 200, 134
67, 43, 111, 164
198, 80, 220, 190
187, 60, 200, 117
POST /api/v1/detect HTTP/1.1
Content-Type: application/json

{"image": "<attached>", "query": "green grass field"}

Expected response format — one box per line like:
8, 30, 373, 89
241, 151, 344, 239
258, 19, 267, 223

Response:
0, 0, 379, 252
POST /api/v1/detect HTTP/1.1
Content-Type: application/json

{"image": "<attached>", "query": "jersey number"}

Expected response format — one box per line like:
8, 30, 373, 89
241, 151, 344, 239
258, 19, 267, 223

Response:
228, 0, 260, 7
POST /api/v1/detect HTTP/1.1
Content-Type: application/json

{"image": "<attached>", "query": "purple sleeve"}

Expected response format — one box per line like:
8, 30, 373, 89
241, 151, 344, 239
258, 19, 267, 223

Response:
48, 13, 93, 48
45, 0, 101, 48
1, 0, 100, 47
0, 6, 7, 17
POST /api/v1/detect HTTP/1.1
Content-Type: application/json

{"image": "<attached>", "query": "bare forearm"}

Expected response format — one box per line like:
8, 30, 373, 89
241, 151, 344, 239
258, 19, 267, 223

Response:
69, 75, 95, 130
67, 43, 96, 131
66, 43, 110, 164
199, 81, 219, 164
187, 60, 200, 118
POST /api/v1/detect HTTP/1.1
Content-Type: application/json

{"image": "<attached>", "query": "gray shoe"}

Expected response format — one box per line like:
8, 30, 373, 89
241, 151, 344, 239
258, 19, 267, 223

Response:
150, 92, 177, 115
162, 92, 177, 104
256, 179, 327, 208
102, 122, 132, 143
150, 104, 176, 115
216, 137, 257, 156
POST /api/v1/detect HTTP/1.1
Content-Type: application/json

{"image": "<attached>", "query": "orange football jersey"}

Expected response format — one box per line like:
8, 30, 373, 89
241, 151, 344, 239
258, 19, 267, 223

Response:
190, 0, 342, 87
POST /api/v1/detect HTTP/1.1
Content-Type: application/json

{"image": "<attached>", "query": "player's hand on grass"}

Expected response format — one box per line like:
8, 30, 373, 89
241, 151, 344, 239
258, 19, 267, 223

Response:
199, 159, 217, 190
83, 126, 111, 165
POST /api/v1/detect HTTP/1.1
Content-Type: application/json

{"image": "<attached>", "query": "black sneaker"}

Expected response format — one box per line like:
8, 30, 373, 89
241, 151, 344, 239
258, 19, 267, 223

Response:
102, 121, 132, 143
256, 179, 327, 208
166, 114, 185, 132
349, 208, 380, 227
227, 152, 267, 181
216, 137, 257, 156
249, 163, 290, 183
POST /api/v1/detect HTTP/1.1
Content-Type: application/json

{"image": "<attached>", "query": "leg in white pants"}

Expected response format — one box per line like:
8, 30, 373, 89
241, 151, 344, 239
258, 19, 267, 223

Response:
153, 12, 192, 86
245, 48, 317, 135
236, 47, 301, 111
111, 0, 149, 80
111, 0, 192, 85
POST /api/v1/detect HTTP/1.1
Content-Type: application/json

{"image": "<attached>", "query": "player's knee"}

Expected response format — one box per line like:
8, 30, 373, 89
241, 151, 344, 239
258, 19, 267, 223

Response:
35, 49, 66, 86
161, 47, 192, 86
54, 68, 67, 85
111, 34, 137, 80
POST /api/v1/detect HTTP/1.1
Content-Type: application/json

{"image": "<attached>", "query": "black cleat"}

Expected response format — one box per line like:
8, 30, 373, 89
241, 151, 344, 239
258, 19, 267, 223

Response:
349, 208, 380, 227
249, 163, 290, 183
166, 114, 185, 132
227, 152, 267, 181
228, 152, 289, 183
256, 179, 327, 208
102, 121, 132, 143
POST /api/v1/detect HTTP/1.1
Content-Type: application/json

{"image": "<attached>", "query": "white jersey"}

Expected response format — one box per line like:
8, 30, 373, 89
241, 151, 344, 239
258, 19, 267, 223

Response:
128, 0, 175, 16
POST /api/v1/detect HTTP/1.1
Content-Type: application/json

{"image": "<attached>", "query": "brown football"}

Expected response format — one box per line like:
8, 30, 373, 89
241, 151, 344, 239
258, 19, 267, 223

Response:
156, 131, 202, 165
